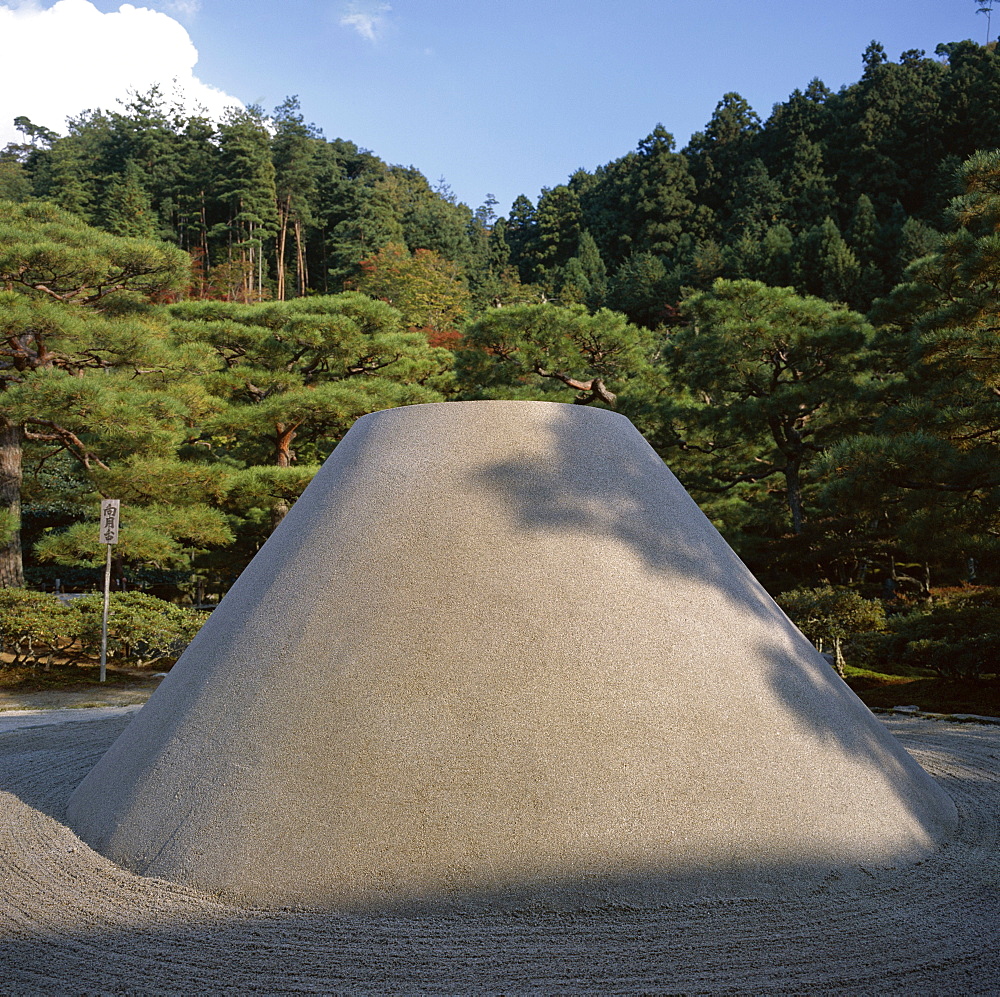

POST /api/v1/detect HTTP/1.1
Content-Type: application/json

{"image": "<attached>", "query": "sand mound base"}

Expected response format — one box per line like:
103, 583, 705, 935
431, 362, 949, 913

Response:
1, 712, 997, 995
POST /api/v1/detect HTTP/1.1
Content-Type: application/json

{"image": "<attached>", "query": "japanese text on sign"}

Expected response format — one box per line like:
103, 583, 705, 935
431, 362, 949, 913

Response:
100, 499, 120, 545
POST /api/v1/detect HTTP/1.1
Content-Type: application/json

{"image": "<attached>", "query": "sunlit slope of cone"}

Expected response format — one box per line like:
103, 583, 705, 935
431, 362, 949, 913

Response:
67, 401, 956, 908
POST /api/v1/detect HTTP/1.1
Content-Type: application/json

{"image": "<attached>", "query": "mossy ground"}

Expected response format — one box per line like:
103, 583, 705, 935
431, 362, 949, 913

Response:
843, 665, 1000, 718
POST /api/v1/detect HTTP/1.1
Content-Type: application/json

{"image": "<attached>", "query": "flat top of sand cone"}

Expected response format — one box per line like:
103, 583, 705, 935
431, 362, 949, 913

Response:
67, 401, 956, 909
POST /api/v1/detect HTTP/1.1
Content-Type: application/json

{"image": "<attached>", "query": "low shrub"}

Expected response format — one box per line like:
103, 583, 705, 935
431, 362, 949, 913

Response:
72, 593, 209, 667
0, 589, 75, 668
777, 585, 886, 674
0, 589, 208, 670
881, 601, 1000, 680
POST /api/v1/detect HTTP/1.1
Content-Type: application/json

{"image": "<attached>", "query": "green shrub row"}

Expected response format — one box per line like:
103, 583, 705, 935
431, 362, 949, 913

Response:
0, 589, 208, 669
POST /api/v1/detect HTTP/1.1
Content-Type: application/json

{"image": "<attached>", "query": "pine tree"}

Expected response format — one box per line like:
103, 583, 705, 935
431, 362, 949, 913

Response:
827, 149, 1000, 575
169, 292, 451, 530
164, 112, 221, 291
0, 200, 199, 587
272, 96, 320, 299
457, 303, 653, 407
659, 280, 872, 539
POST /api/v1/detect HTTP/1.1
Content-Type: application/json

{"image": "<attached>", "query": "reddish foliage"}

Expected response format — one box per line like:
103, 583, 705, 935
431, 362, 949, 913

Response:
423, 327, 463, 349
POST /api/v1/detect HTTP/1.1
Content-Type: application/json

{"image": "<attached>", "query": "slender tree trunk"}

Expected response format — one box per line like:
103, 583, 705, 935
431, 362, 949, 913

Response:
247, 219, 256, 303
276, 200, 290, 301
833, 636, 845, 677
784, 461, 804, 535
294, 217, 308, 296
321, 225, 329, 294
0, 417, 25, 589
200, 194, 210, 290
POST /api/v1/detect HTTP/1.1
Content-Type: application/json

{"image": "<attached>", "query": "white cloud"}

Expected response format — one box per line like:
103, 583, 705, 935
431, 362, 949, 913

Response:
0, 0, 240, 146
339, 1, 390, 42
160, 0, 200, 18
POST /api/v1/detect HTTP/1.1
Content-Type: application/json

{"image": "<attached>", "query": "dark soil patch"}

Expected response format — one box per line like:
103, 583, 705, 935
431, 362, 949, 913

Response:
0, 658, 164, 711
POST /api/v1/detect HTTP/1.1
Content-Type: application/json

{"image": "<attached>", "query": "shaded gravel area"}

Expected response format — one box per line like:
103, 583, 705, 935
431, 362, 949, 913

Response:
1, 713, 998, 995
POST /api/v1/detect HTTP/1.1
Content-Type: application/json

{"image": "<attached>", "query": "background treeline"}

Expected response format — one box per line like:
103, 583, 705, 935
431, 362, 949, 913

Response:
2, 39, 1000, 682
5, 41, 999, 320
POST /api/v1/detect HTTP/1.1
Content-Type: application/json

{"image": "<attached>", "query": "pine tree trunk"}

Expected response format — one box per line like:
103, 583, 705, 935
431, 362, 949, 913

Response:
784, 462, 804, 535
269, 422, 297, 528
0, 417, 25, 589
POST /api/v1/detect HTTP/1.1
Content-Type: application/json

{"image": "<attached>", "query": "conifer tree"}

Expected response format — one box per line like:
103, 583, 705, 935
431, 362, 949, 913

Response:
557, 230, 608, 310
327, 177, 406, 285
505, 194, 541, 284
0, 200, 201, 587
660, 280, 872, 538
847, 193, 885, 303
215, 106, 279, 301
794, 217, 862, 305
534, 185, 583, 284
685, 92, 762, 232
457, 304, 653, 407
272, 96, 320, 300
781, 136, 837, 232
605, 252, 671, 328
826, 149, 1000, 574
102, 160, 157, 239
168, 292, 452, 529
631, 126, 698, 257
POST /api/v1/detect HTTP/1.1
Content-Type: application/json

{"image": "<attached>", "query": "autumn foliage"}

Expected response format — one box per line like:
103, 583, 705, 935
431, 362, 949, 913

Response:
351, 242, 469, 346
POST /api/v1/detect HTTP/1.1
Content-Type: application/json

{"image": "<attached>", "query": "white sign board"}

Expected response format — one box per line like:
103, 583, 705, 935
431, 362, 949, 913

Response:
100, 499, 120, 545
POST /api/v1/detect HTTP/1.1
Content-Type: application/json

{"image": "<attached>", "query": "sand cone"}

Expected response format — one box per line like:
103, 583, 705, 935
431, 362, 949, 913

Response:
67, 401, 956, 908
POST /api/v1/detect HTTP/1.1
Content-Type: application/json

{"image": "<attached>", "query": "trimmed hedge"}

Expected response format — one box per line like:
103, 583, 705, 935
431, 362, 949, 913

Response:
0, 589, 208, 669
880, 601, 1000, 680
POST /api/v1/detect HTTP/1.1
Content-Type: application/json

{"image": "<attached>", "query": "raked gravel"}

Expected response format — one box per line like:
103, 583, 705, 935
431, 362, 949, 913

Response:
1, 710, 998, 995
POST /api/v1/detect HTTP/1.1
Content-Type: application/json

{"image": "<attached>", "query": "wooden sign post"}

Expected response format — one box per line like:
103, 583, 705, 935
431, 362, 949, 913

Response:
99, 499, 120, 683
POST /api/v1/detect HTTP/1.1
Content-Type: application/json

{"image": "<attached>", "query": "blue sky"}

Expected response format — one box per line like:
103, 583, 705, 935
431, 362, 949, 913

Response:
0, 1, 990, 214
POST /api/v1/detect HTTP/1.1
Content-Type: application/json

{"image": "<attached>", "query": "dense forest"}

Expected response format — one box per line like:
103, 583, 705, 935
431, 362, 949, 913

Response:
2, 38, 999, 637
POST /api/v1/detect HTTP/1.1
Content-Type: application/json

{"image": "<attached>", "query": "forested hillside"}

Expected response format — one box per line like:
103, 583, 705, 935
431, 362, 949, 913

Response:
2, 38, 999, 643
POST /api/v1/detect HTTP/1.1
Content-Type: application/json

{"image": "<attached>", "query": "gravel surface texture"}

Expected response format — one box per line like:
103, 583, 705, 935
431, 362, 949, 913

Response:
1, 710, 998, 995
